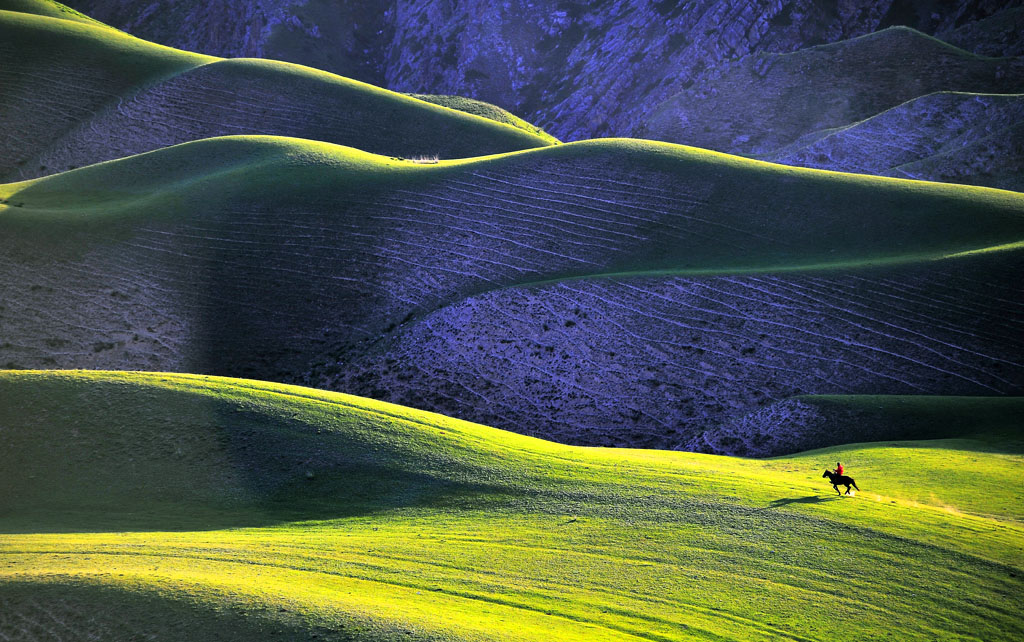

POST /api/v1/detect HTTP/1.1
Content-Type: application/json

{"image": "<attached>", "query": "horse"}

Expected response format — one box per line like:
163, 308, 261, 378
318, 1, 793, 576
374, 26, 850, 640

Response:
822, 469, 860, 496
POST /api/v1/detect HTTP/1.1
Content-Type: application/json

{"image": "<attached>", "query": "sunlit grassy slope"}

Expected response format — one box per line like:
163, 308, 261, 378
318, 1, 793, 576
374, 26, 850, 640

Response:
410, 93, 560, 144
0, 8, 552, 181
1, 134, 1021, 398
3, 135, 1022, 268
1, 370, 1021, 641
0, 0, 107, 26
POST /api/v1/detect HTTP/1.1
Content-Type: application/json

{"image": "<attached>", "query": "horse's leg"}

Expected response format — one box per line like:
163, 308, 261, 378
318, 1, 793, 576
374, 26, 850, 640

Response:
833, 484, 841, 496
845, 485, 851, 495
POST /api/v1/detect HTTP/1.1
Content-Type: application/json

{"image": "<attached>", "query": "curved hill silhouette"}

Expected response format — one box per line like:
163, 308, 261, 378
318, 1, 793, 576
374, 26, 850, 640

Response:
0, 9, 552, 182
768, 92, 1024, 191
1, 370, 1022, 640
6, 3, 1021, 189
62, 0, 1024, 140
2, 135, 1022, 449
640, 27, 1024, 160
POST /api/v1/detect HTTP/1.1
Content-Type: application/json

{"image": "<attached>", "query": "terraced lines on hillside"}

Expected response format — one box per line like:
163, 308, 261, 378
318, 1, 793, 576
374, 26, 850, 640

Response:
769, 92, 1024, 192
320, 250, 1024, 449
0, 10, 551, 181
640, 26, 1024, 159
2, 136, 1023, 441
1, 371, 1022, 641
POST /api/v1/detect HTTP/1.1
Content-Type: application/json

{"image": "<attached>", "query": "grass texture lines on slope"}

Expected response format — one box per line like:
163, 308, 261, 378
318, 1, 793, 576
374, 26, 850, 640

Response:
0, 136, 1021, 449
0, 8, 553, 182
0, 370, 1022, 641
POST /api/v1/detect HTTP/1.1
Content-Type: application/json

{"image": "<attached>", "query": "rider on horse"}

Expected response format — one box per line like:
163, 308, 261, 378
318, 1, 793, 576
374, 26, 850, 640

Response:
823, 462, 859, 495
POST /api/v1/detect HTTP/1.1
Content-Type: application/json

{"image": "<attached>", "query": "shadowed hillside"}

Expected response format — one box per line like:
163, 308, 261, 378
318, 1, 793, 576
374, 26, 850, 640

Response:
0, 9, 552, 181
8, 2, 1022, 189
2, 135, 1022, 449
61, 0, 1024, 140
639, 27, 1024, 159
767, 92, 1024, 191
313, 252, 1024, 450
1, 371, 1022, 641
686, 395, 1024, 456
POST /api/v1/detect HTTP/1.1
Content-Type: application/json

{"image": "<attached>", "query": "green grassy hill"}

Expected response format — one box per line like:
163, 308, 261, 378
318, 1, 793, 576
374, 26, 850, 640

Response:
0, 8, 552, 181
2, 134, 1022, 447
0, 0, 107, 25
0, 370, 1021, 641
409, 93, 559, 144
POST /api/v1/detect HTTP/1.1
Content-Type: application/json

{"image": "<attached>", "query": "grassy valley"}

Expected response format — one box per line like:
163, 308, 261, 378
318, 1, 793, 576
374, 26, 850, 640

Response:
1, 2, 1022, 639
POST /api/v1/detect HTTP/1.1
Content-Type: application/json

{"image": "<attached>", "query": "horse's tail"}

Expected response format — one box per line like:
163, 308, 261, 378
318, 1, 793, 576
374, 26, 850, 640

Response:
852, 479, 860, 491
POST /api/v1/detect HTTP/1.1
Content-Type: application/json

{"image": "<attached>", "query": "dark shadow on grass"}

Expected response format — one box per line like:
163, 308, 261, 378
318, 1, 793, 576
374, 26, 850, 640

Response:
0, 376, 525, 534
766, 495, 842, 509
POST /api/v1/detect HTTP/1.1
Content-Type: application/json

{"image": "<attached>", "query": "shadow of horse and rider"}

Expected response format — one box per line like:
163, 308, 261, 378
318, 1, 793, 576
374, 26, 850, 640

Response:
767, 467, 862, 509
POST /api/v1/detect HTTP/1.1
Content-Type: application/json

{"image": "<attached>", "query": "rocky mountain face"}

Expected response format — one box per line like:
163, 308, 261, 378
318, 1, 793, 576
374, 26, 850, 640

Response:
65, 0, 1024, 189
639, 27, 1024, 156
71, 0, 1023, 140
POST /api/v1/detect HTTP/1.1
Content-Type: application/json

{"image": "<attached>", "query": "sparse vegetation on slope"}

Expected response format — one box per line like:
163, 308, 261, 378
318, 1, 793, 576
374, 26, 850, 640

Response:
640, 27, 1024, 163
2, 135, 1022, 447
316, 251, 1024, 449
0, 9, 552, 181
410, 94, 560, 144
0, 371, 1021, 641
768, 92, 1024, 192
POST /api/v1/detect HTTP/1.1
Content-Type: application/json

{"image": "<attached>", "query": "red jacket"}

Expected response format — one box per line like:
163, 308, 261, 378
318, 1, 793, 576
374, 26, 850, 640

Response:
835, 464, 845, 475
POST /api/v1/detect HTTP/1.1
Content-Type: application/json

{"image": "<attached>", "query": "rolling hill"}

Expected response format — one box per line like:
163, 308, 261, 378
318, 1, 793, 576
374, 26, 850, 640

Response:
767, 92, 1024, 191
639, 27, 1024, 159
2, 135, 1022, 449
0, 8, 552, 182
313, 249, 1024, 450
1, 370, 1022, 641
27, 1, 1021, 190
61, 0, 1024, 141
